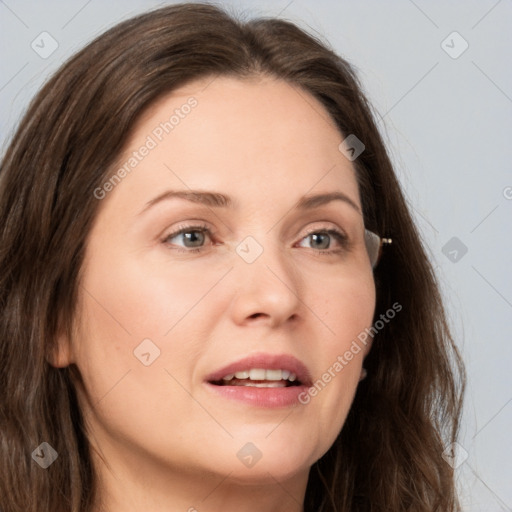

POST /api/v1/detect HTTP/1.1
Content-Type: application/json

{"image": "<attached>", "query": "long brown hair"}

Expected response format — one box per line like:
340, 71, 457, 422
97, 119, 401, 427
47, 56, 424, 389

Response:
0, 3, 465, 511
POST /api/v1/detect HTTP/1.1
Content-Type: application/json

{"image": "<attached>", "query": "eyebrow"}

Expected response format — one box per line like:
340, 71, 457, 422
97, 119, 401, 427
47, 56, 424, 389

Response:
295, 192, 361, 214
140, 189, 361, 215
141, 190, 233, 213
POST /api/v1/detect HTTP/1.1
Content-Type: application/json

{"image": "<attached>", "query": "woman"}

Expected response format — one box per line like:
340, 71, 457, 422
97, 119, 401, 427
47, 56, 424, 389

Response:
0, 3, 465, 511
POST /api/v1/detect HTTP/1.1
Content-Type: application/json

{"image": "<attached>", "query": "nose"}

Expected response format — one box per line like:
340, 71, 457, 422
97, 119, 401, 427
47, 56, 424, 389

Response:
228, 240, 303, 329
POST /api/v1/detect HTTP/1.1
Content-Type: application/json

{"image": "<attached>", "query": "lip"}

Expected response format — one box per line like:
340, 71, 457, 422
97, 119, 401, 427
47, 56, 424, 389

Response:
204, 352, 312, 408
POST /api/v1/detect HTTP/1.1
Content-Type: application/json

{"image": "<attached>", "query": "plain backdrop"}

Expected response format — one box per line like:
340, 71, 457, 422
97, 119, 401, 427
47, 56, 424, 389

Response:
1, 1, 511, 510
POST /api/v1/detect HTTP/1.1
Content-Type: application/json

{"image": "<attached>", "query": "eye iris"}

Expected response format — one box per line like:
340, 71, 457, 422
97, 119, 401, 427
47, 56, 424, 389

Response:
183, 231, 205, 247
310, 233, 330, 250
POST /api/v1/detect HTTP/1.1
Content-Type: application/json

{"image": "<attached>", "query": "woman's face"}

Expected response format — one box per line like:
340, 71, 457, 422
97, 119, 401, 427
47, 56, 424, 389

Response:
62, 76, 376, 488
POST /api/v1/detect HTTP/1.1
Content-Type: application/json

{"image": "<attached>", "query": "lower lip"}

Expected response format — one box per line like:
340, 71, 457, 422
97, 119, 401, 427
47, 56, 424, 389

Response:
205, 382, 308, 408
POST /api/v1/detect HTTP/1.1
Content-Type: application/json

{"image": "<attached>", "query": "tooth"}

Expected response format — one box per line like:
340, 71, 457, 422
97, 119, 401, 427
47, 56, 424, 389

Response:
265, 369, 282, 381
227, 368, 297, 382
249, 368, 266, 380
250, 381, 286, 388
236, 381, 287, 388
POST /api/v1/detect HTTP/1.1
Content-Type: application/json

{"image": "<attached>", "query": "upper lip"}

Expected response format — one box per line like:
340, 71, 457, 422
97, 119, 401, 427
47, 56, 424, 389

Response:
205, 352, 312, 386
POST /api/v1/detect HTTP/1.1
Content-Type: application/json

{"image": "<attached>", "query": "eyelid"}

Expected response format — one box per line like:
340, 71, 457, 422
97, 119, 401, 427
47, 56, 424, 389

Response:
299, 223, 348, 238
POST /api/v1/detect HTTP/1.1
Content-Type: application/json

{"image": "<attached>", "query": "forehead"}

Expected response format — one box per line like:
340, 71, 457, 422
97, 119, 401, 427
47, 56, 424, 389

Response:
106, 75, 361, 215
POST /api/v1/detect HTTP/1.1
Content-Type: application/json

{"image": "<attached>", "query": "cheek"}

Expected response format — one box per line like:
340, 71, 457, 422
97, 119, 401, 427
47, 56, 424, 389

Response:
72, 252, 226, 401
319, 269, 376, 347
80, 254, 207, 339
297, 270, 375, 450
71, 259, 214, 458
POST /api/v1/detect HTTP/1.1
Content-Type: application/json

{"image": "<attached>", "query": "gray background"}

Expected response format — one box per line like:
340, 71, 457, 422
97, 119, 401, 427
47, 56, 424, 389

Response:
1, 0, 511, 509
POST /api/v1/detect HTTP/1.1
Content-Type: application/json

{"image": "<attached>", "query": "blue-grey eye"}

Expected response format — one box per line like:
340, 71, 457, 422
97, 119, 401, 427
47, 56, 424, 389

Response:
298, 230, 346, 251
166, 228, 208, 248
306, 232, 331, 250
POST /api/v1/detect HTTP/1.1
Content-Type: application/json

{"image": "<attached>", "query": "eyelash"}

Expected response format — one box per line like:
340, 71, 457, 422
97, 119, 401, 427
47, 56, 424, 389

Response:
162, 223, 350, 255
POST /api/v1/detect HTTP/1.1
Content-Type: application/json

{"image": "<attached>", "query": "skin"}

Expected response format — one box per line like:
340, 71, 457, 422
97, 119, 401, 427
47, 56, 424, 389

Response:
55, 76, 376, 512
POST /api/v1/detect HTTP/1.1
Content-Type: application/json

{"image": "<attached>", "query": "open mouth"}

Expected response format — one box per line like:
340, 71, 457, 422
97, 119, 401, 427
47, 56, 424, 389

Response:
210, 368, 301, 388
204, 353, 311, 407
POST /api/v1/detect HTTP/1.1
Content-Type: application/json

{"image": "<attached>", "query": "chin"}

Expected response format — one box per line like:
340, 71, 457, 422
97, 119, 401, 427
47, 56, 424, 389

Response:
199, 433, 323, 483
220, 456, 312, 485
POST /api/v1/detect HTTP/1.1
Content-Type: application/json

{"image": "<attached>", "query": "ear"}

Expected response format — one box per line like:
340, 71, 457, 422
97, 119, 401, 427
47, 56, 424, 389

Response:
47, 331, 73, 368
